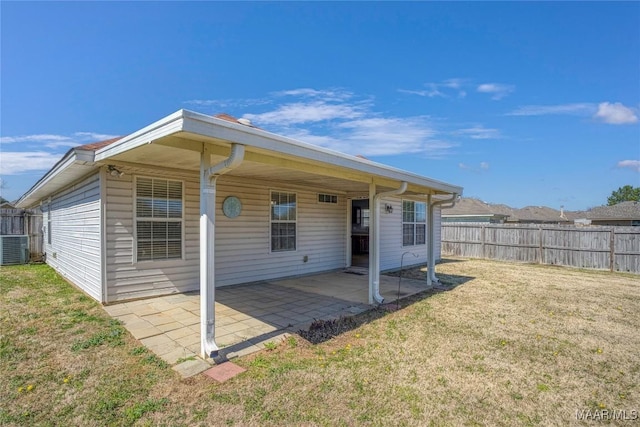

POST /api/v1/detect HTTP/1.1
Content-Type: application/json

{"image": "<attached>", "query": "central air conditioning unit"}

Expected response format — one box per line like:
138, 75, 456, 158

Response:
0, 235, 29, 265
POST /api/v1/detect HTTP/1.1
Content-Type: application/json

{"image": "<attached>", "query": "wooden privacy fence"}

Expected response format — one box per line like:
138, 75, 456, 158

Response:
0, 208, 44, 260
441, 223, 640, 274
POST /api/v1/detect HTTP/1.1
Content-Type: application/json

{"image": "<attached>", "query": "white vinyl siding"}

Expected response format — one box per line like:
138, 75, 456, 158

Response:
44, 173, 102, 301
216, 177, 346, 286
379, 198, 441, 271
135, 177, 183, 261
105, 167, 346, 301
105, 166, 198, 301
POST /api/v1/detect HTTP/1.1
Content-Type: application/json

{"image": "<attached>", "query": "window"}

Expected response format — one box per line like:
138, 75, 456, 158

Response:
135, 177, 183, 261
47, 204, 52, 245
402, 200, 426, 246
318, 193, 338, 204
271, 191, 296, 251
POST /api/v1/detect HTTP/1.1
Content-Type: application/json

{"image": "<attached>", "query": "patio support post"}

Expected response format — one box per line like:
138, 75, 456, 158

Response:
427, 194, 434, 287
368, 183, 377, 304
369, 181, 408, 304
200, 145, 218, 359
200, 143, 245, 359
427, 193, 459, 285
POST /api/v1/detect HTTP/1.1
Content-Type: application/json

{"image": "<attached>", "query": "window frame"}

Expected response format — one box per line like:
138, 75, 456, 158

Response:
46, 203, 52, 246
269, 190, 297, 253
133, 176, 185, 263
317, 193, 338, 204
402, 200, 426, 247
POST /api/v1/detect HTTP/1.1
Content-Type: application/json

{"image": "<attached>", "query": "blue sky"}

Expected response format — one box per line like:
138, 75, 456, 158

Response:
1, 2, 638, 210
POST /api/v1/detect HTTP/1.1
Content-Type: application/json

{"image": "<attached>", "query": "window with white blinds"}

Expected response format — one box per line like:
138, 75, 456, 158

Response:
402, 200, 426, 246
135, 177, 183, 261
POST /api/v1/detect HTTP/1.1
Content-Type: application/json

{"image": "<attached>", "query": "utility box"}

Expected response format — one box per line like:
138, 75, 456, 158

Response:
0, 235, 29, 265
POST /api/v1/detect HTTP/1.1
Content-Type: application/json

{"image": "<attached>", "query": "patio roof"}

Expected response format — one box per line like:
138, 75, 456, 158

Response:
17, 109, 462, 208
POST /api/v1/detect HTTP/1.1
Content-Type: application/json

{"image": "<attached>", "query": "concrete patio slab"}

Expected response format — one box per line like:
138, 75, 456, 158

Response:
104, 268, 431, 377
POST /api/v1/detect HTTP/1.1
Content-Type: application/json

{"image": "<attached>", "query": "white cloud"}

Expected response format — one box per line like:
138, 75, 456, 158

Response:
398, 85, 445, 98
243, 101, 364, 126
476, 83, 515, 100
442, 78, 466, 89
0, 134, 71, 144
284, 116, 451, 157
459, 162, 490, 173
0, 131, 119, 174
239, 89, 454, 158
617, 160, 640, 172
399, 78, 468, 99
455, 126, 501, 140
508, 102, 638, 125
0, 132, 117, 147
74, 132, 118, 141
336, 117, 440, 156
0, 151, 62, 175
594, 102, 638, 125
507, 103, 595, 116
401, 78, 513, 100
183, 97, 271, 109
272, 88, 353, 101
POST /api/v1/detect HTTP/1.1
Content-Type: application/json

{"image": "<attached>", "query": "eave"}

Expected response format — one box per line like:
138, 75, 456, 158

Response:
15, 148, 99, 208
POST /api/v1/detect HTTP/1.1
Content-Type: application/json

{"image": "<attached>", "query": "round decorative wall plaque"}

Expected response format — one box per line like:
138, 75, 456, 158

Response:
222, 196, 242, 218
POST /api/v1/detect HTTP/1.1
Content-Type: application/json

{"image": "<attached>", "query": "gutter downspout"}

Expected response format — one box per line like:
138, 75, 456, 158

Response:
427, 193, 459, 286
200, 143, 245, 359
369, 181, 408, 304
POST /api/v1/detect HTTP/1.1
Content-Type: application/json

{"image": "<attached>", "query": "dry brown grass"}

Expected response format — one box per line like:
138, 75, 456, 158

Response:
1, 259, 639, 426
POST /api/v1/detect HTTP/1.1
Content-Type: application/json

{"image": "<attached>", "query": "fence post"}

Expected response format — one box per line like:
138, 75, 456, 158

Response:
481, 225, 486, 259
539, 225, 544, 264
610, 227, 615, 272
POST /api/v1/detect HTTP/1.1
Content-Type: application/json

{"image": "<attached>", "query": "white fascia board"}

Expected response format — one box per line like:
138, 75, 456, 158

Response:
181, 110, 463, 195
15, 151, 83, 208
94, 110, 184, 161
16, 147, 103, 208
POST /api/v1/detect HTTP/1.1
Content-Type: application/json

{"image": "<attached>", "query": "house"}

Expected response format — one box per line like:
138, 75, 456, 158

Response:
508, 205, 573, 224
442, 197, 575, 224
16, 109, 463, 358
575, 201, 640, 226
441, 198, 509, 223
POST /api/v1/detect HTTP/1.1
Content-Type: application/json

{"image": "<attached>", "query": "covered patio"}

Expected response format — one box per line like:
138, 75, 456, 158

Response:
103, 267, 431, 370
93, 111, 461, 359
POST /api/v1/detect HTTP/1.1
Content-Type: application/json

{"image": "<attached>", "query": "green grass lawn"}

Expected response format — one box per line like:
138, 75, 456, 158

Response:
1, 260, 639, 426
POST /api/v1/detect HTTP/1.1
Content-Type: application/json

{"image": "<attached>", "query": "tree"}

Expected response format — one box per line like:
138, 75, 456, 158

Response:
607, 185, 640, 206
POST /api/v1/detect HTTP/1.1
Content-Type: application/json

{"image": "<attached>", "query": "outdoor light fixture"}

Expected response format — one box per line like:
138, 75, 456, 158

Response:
107, 165, 124, 177
385, 203, 393, 214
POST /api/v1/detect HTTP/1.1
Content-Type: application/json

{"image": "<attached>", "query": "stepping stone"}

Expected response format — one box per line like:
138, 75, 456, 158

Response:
203, 361, 246, 383
172, 358, 211, 378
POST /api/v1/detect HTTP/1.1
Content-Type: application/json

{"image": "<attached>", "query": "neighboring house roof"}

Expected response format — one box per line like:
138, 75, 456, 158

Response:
442, 197, 576, 223
441, 198, 508, 218
585, 201, 640, 220
513, 206, 570, 223
16, 110, 463, 208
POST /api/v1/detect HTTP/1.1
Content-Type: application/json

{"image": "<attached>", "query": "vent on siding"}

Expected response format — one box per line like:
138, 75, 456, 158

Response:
318, 193, 338, 204
0, 235, 29, 265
